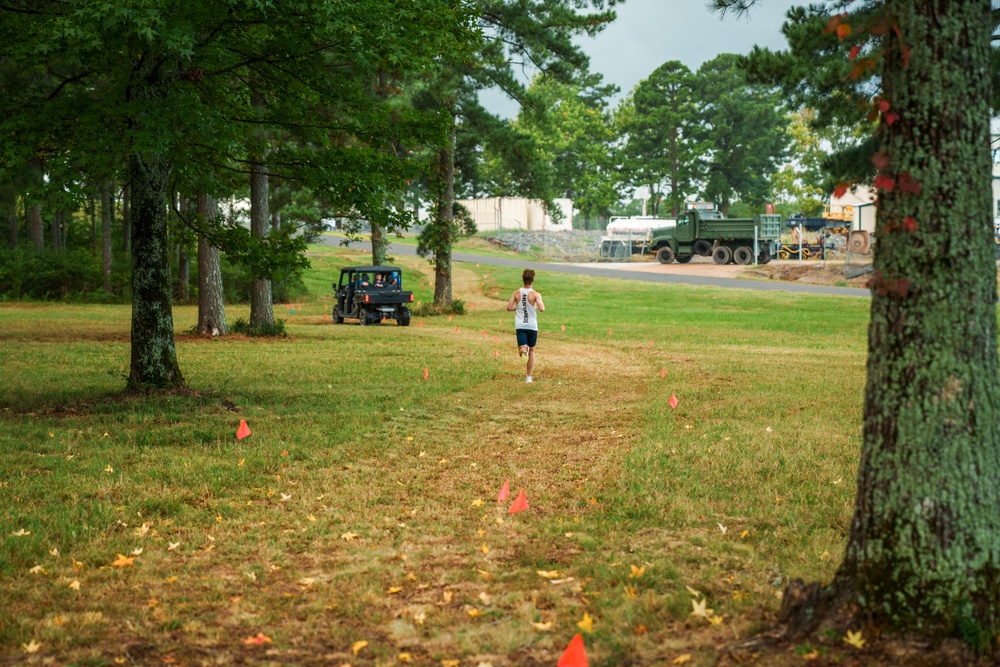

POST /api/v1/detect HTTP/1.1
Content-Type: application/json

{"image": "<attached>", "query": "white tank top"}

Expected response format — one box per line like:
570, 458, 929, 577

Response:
515, 287, 538, 330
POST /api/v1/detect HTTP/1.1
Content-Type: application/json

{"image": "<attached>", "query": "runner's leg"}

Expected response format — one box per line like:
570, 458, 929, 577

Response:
526, 347, 535, 378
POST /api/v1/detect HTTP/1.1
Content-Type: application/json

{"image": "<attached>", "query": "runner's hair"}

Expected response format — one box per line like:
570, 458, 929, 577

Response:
522, 269, 535, 285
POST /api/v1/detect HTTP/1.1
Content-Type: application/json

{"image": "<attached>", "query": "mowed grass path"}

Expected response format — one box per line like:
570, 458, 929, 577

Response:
0, 245, 870, 666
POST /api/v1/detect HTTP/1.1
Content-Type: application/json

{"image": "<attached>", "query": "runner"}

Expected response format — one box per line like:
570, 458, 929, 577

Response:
506, 269, 545, 383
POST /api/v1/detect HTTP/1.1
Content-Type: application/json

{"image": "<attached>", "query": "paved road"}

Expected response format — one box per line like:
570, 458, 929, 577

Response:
319, 236, 870, 298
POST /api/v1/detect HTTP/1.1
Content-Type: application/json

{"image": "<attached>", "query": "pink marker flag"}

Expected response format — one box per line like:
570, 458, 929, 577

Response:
508, 489, 529, 514
236, 420, 251, 440
454, 327, 459, 333
482, 330, 486, 337
418, 321, 424, 327
557, 634, 589, 667
423, 368, 429, 380
669, 393, 678, 409
493, 336, 498, 343
448, 316, 453, 322
494, 350, 499, 359
497, 480, 510, 504
561, 324, 566, 332
661, 368, 666, 378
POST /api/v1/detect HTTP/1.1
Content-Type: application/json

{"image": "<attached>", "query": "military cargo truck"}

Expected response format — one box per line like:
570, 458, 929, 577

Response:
649, 210, 781, 265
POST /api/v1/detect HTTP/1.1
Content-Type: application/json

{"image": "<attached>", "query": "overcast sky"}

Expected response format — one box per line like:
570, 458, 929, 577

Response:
480, 0, 805, 117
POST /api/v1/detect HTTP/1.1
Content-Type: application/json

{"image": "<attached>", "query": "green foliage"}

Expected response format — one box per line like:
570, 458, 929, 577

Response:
219, 257, 307, 306
230, 317, 287, 338
0, 248, 129, 302
411, 299, 465, 317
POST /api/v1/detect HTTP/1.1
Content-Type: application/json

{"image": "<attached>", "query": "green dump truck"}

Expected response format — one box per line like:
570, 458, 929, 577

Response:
649, 210, 781, 265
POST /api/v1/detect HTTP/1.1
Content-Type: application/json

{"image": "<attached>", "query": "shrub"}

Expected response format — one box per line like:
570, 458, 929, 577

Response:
230, 317, 287, 337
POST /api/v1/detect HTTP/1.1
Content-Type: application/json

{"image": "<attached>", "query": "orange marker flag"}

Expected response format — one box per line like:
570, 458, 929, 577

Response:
561, 324, 566, 332
669, 393, 678, 409
454, 327, 459, 333
423, 368, 429, 380
324, 303, 328, 310
418, 322, 424, 327
323, 313, 328, 320
508, 489, 528, 514
661, 368, 666, 378
497, 480, 510, 504
481, 330, 486, 337
236, 420, 251, 440
494, 350, 499, 359
448, 316, 453, 322
493, 335, 498, 343
557, 634, 589, 667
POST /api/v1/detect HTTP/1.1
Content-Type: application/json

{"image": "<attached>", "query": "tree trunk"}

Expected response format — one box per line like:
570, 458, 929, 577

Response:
371, 220, 388, 265
101, 182, 113, 291
249, 156, 274, 328
177, 243, 190, 302
196, 193, 228, 336
50, 209, 60, 251
6, 190, 18, 248
433, 124, 456, 306
127, 150, 183, 390
122, 183, 131, 253
29, 204, 42, 251
837, 0, 1000, 631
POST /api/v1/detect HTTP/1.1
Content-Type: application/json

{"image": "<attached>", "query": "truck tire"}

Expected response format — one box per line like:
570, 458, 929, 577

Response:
693, 239, 712, 257
712, 246, 733, 265
676, 254, 693, 263
397, 307, 411, 327
758, 247, 772, 265
656, 246, 675, 264
733, 246, 754, 265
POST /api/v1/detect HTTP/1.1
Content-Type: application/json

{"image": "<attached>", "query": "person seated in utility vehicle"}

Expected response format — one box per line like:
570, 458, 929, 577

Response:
373, 273, 386, 288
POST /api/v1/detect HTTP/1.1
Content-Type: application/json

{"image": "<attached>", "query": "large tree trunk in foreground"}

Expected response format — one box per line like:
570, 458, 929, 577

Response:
101, 182, 114, 291
433, 124, 456, 306
370, 220, 388, 266
128, 151, 183, 390
838, 0, 1000, 631
249, 156, 274, 328
122, 183, 131, 253
196, 193, 228, 336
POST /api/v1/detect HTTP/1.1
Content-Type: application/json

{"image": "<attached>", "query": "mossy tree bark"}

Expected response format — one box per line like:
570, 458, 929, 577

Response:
100, 181, 114, 291
127, 149, 183, 390
196, 193, 228, 336
836, 0, 1000, 634
432, 124, 456, 306
249, 155, 274, 328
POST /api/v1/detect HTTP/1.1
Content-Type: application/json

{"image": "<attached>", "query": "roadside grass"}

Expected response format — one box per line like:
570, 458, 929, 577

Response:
323, 232, 553, 262
0, 243, 872, 666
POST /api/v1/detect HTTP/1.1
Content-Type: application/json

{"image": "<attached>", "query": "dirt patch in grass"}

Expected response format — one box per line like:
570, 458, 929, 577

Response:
740, 262, 873, 287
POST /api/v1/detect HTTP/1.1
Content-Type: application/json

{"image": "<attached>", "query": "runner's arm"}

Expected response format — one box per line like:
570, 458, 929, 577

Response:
534, 292, 545, 312
506, 291, 519, 312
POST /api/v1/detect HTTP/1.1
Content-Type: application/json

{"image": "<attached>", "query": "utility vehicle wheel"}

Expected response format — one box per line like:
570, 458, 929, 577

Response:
333, 307, 344, 324
712, 246, 733, 265
693, 239, 712, 257
358, 308, 368, 325
733, 246, 754, 265
397, 307, 411, 327
656, 246, 675, 264
676, 254, 693, 263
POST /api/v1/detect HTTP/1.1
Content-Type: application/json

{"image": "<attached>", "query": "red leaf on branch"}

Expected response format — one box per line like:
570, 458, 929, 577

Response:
873, 175, 895, 192
902, 217, 917, 232
833, 183, 849, 199
849, 45, 861, 61
897, 173, 921, 196
902, 43, 911, 68
825, 14, 844, 34
836, 24, 851, 40
871, 152, 891, 171
884, 111, 900, 126
877, 99, 891, 113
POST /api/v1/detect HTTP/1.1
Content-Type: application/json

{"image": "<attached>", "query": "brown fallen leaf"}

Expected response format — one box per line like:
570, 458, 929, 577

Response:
111, 554, 135, 568
352, 640, 368, 655
242, 632, 272, 645
672, 655, 692, 665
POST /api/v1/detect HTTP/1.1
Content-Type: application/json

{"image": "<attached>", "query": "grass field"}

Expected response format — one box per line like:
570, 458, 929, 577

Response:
0, 243, 873, 666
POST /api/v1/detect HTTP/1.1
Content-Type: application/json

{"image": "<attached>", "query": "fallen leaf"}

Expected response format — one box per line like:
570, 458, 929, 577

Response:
843, 629, 866, 649
49, 548, 59, 557
28, 565, 45, 575
718, 523, 728, 534
634, 623, 648, 636
471, 498, 484, 507
137, 522, 151, 537
690, 598, 712, 618
131, 547, 144, 556
672, 655, 691, 665
12, 529, 30, 537
73, 560, 84, 571
280, 493, 292, 502
341, 532, 358, 541
478, 591, 492, 605
104, 465, 114, 473
629, 565, 645, 579
476, 569, 493, 580
243, 632, 272, 645
531, 621, 553, 631
398, 653, 413, 663
111, 554, 135, 568
537, 569, 561, 579
480, 543, 489, 555
685, 585, 701, 597
165, 576, 178, 584
576, 612, 594, 633
22, 640, 41, 654
387, 586, 403, 594
441, 661, 460, 667
412, 610, 427, 625
352, 640, 368, 655
167, 541, 180, 551
623, 586, 637, 599
69, 580, 81, 590
708, 615, 724, 626
740, 530, 749, 539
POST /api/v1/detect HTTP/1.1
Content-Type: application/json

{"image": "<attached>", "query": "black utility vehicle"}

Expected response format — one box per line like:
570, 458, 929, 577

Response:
333, 265, 413, 326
